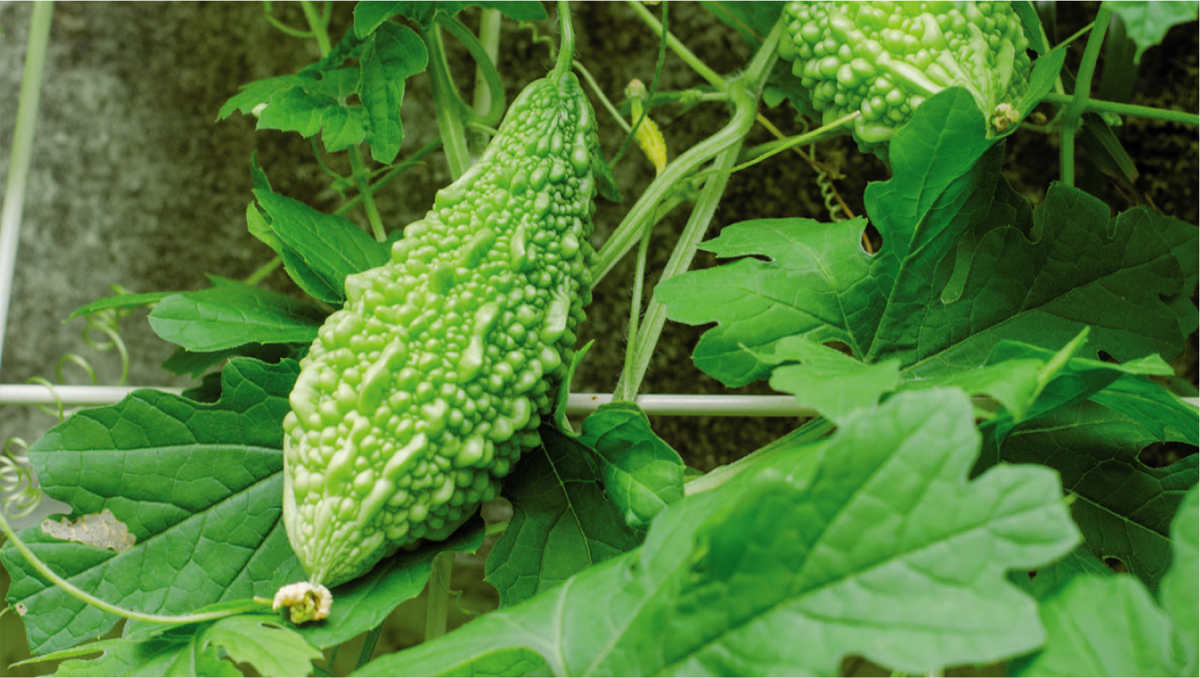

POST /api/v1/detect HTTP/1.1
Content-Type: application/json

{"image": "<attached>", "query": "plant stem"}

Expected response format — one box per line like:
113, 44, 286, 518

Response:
591, 17, 783, 285
574, 60, 632, 134
1060, 4, 1112, 186
1054, 20, 1096, 51
616, 225, 654, 402
242, 256, 284, 285
712, 111, 859, 177
612, 21, 783, 397
439, 15, 506, 127
0, 1, 53, 375
356, 626, 383, 668
299, 1, 331, 55
552, 0, 575, 78
615, 139, 743, 399
348, 148, 388, 241
424, 552, 454, 641
684, 417, 836, 495
472, 9, 503, 122
1041, 91, 1199, 126
625, 0, 724, 89
334, 138, 443, 216
264, 1, 314, 40
0, 511, 269, 624
425, 25, 473, 178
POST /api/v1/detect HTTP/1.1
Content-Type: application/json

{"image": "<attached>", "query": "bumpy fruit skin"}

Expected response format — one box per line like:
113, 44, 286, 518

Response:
282, 69, 602, 588
778, 1, 1031, 151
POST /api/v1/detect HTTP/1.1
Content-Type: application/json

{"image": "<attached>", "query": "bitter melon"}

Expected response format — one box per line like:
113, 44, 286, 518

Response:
281, 63, 606, 590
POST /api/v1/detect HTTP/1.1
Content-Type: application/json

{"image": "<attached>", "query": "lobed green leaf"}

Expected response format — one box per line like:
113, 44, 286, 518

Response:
0, 359, 304, 655
998, 401, 1197, 590
484, 429, 640, 608
360, 389, 1079, 676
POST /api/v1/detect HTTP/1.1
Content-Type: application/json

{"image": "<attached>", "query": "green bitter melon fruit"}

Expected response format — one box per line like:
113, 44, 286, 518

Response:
281, 65, 607, 589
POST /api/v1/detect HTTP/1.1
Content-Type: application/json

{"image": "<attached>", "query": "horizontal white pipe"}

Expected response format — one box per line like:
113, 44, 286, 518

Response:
0, 384, 811, 416
0, 384, 183, 406
0, 384, 1193, 418
567, 392, 814, 417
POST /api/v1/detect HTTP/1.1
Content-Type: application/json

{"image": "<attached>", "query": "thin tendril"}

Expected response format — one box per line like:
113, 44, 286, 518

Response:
1, 299, 133, 517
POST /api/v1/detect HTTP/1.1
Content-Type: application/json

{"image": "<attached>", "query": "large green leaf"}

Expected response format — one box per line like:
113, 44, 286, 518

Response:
1106, 1, 1199, 63
1161, 486, 1199, 668
148, 277, 325, 352
999, 400, 1197, 590
29, 613, 322, 677
360, 22, 426, 164
359, 389, 1079, 676
219, 18, 429, 154
484, 429, 640, 607
352, 1, 547, 36
0, 359, 305, 655
1011, 574, 1191, 676
39, 636, 242, 677
1013, 489, 1199, 675
656, 90, 1196, 388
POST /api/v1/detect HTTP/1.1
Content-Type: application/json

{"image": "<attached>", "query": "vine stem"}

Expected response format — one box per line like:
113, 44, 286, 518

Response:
590, 107, 741, 284
625, 0, 724, 90
1041, 92, 1199, 126
348, 148, 388, 242
424, 552, 454, 641
590, 16, 783, 284
299, 1, 332, 58
264, 2, 313, 40
614, 139, 744, 399
440, 15, 505, 127
472, 9, 503, 122
0, 1, 53, 375
551, 0, 574, 79
0, 510, 269, 625
425, 24, 474, 177
1060, 4, 1112, 186
335, 138, 443, 216
616, 225, 653, 403
574, 60, 632, 134
356, 625, 383, 668
612, 20, 783, 398
707, 110, 860, 177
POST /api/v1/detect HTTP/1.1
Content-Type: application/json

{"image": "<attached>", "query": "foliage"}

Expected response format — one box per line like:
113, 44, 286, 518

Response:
1, 2, 1196, 677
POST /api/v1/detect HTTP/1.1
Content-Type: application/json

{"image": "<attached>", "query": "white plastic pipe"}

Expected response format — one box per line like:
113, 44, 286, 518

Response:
0, 3, 54, 373
0, 384, 812, 417
566, 392, 814, 417
0, 384, 182, 406
0, 384, 1194, 417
